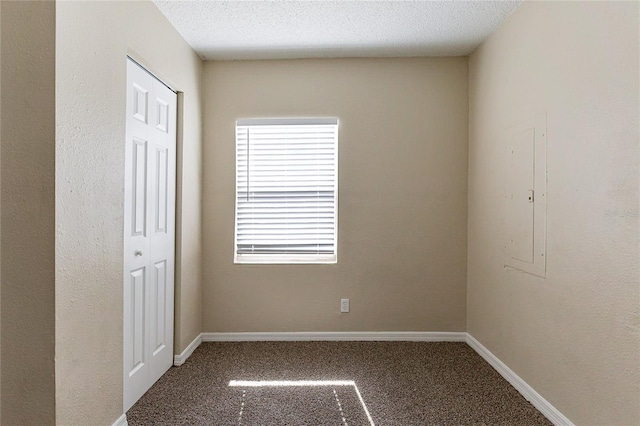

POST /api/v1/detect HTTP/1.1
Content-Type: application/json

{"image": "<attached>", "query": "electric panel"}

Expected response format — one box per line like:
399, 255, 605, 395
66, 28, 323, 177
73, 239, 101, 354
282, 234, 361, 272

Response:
505, 113, 547, 277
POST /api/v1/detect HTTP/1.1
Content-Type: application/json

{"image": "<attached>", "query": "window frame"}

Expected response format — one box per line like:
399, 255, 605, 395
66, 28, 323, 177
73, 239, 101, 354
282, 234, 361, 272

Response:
233, 117, 339, 265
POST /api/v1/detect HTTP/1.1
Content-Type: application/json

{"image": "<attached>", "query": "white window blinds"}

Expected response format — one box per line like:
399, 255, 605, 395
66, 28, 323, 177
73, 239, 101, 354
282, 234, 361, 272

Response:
235, 118, 338, 263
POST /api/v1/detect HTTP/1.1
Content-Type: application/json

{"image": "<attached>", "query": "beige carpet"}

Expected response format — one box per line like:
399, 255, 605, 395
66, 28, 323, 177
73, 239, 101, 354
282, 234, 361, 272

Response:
127, 341, 552, 425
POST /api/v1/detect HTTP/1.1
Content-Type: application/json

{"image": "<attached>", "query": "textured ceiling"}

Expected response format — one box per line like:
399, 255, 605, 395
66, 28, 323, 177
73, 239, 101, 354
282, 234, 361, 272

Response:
153, 1, 521, 61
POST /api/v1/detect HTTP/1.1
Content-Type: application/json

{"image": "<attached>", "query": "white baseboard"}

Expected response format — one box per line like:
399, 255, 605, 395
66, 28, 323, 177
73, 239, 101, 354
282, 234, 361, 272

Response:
112, 413, 128, 426
465, 334, 574, 426
174, 333, 203, 366
202, 331, 467, 342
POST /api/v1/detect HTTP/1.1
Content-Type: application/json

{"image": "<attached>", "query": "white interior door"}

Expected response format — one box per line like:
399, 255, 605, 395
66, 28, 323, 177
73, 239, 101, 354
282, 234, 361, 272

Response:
123, 58, 177, 412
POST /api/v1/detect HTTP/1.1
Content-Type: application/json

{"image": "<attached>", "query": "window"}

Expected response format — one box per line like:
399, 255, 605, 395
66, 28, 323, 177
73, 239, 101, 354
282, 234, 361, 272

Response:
234, 118, 338, 264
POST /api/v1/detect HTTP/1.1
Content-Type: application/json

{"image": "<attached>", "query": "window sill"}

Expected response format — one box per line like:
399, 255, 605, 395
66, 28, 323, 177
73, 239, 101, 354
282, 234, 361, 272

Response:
234, 254, 337, 265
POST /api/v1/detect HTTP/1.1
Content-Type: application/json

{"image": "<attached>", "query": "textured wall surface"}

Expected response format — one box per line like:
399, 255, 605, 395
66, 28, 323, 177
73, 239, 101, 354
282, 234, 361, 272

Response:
203, 58, 468, 333
0, 1, 56, 424
468, 1, 639, 424
0, 0, 3, 417
55, 1, 202, 424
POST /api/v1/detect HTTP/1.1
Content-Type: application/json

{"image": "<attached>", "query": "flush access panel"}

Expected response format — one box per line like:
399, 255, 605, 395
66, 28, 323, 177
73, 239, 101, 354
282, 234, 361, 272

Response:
505, 113, 547, 278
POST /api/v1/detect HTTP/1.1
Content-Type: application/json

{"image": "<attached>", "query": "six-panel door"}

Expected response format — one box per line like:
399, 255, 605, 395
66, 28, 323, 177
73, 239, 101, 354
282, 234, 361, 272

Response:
124, 58, 177, 412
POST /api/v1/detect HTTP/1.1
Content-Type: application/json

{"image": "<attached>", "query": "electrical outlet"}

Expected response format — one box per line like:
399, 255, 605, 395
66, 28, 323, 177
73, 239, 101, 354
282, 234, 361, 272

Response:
340, 298, 350, 313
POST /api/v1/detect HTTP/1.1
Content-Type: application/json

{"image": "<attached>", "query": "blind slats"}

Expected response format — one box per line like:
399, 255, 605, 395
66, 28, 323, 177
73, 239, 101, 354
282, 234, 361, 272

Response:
235, 119, 338, 260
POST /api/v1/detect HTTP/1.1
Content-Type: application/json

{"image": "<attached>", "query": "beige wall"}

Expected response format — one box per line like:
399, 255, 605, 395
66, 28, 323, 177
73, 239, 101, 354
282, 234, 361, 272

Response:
203, 58, 468, 333
1, 1, 56, 424
56, 1, 202, 424
0, 0, 3, 417
468, 1, 639, 425
5, 1, 636, 424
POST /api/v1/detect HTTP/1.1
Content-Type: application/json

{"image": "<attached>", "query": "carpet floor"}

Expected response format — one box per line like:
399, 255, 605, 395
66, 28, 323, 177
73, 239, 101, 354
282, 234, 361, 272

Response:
127, 341, 552, 425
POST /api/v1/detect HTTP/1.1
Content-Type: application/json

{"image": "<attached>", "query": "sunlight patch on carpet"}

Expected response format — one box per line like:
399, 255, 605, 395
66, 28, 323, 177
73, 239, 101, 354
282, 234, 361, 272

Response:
229, 380, 375, 425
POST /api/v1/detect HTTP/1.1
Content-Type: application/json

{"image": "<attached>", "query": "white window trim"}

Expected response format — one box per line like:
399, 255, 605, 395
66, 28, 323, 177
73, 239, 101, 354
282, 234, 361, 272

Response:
234, 253, 337, 265
233, 117, 339, 265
